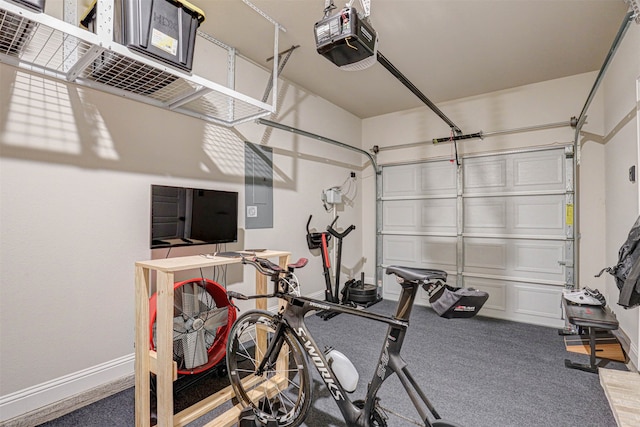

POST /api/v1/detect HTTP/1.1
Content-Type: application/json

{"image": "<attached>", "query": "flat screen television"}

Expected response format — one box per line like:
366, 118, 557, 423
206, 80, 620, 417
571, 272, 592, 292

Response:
150, 185, 238, 249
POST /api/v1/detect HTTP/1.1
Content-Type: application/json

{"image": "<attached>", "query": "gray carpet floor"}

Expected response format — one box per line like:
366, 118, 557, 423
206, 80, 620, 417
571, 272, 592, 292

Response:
38, 299, 626, 427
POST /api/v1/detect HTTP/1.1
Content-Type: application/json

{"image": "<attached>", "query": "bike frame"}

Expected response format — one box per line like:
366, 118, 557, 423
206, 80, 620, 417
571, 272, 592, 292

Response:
259, 280, 442, 427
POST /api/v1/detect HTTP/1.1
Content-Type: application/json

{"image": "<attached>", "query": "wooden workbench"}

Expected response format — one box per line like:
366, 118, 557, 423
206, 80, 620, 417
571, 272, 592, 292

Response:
134, 250, 291, 427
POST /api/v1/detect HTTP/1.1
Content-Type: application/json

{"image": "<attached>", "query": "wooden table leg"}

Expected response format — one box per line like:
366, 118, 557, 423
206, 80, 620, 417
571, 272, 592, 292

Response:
275, 255, 291, 380
135, 266, 151, 427
156, 271, 175, 426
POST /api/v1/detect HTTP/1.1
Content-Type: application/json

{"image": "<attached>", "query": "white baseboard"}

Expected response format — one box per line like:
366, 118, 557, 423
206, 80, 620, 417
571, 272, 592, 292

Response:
0, 354, 134, 426
628, 342, 639, 371
613, 327, 639, 372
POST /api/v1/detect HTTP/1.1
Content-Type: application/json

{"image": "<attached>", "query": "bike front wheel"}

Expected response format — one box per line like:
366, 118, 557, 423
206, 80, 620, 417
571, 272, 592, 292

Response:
227, 310, 311, 427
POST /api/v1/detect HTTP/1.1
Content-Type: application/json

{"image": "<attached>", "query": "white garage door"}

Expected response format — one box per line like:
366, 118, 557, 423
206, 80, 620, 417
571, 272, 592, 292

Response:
381, 146, 574, 327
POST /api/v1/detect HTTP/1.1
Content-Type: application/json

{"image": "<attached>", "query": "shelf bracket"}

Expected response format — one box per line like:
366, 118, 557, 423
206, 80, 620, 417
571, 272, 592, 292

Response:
65, 45, 105, 82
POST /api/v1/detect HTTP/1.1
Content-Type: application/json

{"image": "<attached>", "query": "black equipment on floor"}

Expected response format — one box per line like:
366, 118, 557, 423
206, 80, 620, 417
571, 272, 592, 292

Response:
342, 271, 381, 306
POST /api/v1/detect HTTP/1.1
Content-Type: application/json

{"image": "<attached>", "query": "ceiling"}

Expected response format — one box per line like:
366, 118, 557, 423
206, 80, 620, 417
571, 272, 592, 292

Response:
197, 0, 632, 119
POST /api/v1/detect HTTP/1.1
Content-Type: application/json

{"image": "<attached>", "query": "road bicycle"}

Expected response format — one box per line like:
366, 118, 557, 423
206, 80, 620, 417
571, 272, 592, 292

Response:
226, 256, 463, 427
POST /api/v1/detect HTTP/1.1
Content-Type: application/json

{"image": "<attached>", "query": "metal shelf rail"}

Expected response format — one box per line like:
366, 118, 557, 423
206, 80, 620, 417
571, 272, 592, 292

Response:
0, 0, 279, 127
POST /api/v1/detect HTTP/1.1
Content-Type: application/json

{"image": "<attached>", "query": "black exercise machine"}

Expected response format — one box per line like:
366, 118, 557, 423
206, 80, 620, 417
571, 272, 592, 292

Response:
306, 215, 338, 304
326, 219, 355, 304
306, 215, 380, 319
306, 215, 356, 319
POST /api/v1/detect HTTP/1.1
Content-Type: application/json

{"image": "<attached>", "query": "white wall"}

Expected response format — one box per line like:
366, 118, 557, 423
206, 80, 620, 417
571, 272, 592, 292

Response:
0, 30, 365, 422
600, 20, 640, 368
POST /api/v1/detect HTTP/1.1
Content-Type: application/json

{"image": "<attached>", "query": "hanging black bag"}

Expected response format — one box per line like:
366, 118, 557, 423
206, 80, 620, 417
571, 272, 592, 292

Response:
596, 216, 640, 309
430, 285, 489, 319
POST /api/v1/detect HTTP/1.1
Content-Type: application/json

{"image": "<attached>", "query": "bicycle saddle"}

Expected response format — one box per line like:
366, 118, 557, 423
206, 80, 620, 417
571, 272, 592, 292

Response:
386, 265, 447, 283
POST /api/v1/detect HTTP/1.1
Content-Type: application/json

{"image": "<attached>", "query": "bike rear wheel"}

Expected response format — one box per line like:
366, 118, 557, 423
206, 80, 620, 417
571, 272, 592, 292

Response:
227, 310, 311, 427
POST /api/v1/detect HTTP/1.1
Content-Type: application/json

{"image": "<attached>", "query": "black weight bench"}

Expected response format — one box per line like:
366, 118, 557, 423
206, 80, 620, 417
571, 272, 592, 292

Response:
561, 298, 625, 373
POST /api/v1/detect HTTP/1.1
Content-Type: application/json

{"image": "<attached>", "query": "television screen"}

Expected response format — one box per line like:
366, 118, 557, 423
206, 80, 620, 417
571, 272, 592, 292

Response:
150, 185, 238, 249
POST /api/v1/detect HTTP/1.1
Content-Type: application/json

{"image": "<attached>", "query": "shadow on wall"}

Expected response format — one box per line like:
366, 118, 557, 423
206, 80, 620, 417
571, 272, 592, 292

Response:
0, 67, 367, 190
0, 67, 246, 185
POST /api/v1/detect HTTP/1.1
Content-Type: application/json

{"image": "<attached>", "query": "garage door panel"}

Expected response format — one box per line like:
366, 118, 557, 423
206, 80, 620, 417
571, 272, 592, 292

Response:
464, 238, 565, 282
464, 198, 508, 229
383, 162, 456, 197
513, 154, 563, 188
464, 195, 565, 235
383, 235, 456, 270
383, 236, 418, 263
383, 166, 418, 197
420, 237, 457, 268
464, 239, 507, 270
514, 196, 564, 231
513, 284, 563, 319
464, 159, 507, 191
464, 150, 566, 194
513, 241, 564, 276
383, 199, 456, 233
419, 162, 457, 195
421, 200, 457, 231
384, 202, 418, 228
461, 277, 507, 311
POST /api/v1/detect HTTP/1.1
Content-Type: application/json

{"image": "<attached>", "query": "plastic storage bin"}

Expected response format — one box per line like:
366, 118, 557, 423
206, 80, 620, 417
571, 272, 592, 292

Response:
7, 0, 45, 12
80, 0, 205, 95
119, 0, 204, 72
82, 0, 205, 72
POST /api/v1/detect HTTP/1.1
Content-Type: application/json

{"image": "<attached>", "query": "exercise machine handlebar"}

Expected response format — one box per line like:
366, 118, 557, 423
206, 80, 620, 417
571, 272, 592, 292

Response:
327, 221, 356, 239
